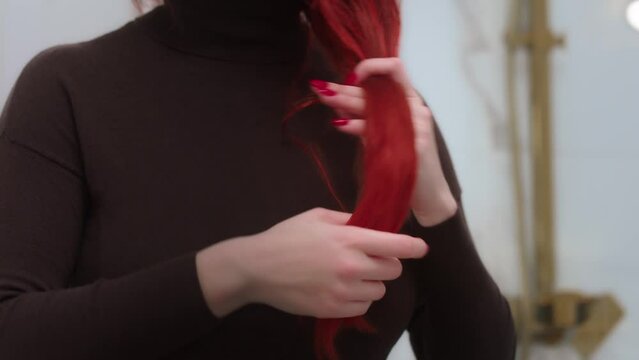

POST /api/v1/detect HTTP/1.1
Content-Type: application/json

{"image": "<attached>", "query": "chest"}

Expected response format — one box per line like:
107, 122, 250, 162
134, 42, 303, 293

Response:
74, 65, 357, 276
68, 62, 418, 354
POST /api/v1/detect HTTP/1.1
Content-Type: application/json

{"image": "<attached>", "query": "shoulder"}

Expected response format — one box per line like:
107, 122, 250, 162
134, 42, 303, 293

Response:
0, 21, 142, 171
4, 18, 143, 118
2, 16, 153, 130
16, 19, 145, 87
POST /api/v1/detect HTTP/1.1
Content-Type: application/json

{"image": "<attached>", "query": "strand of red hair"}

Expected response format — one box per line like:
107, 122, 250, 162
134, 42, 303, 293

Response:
305, 1, 416, 359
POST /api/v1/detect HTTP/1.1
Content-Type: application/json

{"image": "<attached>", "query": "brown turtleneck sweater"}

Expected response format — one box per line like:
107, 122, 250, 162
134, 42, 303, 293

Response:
0, 2, 515, 359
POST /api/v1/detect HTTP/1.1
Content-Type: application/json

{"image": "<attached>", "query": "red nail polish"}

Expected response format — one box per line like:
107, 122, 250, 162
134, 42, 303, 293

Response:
345, 72, 358, 85
332, 119, 349, 126
310, 79, 328, 90
319, 89, 337, 96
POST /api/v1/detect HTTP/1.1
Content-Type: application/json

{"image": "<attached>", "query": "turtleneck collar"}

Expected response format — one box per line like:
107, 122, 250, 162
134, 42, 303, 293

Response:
134, 0, 309, 63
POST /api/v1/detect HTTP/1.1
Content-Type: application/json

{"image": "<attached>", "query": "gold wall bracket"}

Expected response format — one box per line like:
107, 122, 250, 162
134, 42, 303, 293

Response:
509, 292, 624, 358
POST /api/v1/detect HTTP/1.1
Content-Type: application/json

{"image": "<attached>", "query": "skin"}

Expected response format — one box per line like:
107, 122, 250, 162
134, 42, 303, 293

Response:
195, 58, 458, 319
312, 58, 459, 227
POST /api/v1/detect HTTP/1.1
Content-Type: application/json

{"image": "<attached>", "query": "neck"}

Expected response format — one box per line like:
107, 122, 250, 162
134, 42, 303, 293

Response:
139, 0, 308, 62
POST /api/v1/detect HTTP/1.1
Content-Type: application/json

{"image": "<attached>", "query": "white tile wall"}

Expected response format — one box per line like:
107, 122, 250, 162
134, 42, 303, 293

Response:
0, 0, 134, 103
400, 0, 639, 359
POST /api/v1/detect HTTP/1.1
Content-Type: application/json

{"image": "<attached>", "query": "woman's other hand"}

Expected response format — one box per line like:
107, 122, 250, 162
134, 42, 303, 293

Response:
195, 207, 427, 318
310, 58, 458, 227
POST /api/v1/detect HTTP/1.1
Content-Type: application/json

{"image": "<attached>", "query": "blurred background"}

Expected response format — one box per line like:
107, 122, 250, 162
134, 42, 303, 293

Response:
1, 1, 637, 359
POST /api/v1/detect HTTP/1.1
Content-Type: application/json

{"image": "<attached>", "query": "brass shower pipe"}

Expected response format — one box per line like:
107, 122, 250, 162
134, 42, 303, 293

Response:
505, 0, 533, 356
505, 0, 623, 358
507, 0, 565, 303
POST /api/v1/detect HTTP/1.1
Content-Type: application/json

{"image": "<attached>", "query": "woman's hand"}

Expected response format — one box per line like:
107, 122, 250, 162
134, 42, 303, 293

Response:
195, 207, 428, 318
310, 58, 458, 227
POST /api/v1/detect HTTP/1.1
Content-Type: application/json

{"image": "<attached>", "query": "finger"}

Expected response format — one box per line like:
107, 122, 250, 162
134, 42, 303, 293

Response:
335, 108, 351, 119
364, 257, 403, 281
352, 58, 418, 98
407, 99, 436, 153
341, 300, 372, 317
328, 82, 365, 98
310, 207, 352, 225
319, 300, 372, 319
313, 88, 366, 117
343, 280, 386, 302
331, 118, 366, 136
408, 97, 433, 122
345, 227, 429, 259
352, 256, 403, 281
309, 80, 365, 98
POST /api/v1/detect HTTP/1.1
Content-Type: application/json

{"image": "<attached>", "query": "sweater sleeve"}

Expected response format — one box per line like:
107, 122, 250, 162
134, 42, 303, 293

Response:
404, 120, 516, 359
0, 48, 218, 359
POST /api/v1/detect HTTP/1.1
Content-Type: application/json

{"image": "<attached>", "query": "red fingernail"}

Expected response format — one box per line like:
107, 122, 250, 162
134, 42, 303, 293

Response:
345, 72, 358, 85
332, 119, 349, 126
310, 79, 328, 90
319, 89, 337, 96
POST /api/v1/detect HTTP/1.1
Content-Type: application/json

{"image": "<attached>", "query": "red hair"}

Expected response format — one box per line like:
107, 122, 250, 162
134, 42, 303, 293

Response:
134, 1, 416, 359
304, 1, 415, 359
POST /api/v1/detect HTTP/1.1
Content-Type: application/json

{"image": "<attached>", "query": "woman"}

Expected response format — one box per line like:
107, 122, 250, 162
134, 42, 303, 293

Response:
0, 0, 516, 359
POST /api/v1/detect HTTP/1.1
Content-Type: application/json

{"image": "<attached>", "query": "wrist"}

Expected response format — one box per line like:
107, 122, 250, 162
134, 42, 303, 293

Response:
195, 237, 252, 318
412, 191, 458, 227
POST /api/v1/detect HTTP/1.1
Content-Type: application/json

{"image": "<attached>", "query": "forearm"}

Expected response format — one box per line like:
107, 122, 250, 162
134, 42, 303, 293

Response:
406, 207, 516, 359
0, 253, 218, 359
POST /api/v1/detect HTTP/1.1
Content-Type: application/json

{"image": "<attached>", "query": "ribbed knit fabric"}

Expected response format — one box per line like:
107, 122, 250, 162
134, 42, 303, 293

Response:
0, 2, 515, 359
